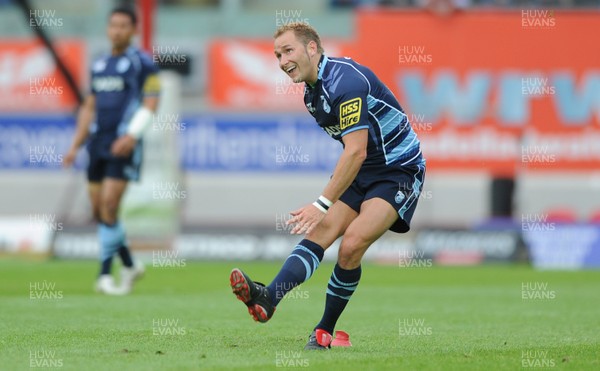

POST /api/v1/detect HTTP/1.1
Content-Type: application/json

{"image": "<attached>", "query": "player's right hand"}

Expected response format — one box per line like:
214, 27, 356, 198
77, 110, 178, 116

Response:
62, 148, 77, 168
287, 203, 326, 235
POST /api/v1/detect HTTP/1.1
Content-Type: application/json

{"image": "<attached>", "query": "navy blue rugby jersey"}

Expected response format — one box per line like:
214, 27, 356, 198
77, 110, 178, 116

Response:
90, 47, 159, 143
304, 55, 422, 168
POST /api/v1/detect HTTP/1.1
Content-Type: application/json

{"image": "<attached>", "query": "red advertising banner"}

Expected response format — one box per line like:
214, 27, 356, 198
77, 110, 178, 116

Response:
208, 12, 600, 174
0, 40, 84, 112
355, 11, 600, 174
209, 39, 355, 111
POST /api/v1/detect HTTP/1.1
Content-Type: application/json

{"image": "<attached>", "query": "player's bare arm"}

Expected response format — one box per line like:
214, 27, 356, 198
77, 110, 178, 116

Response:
111, 95, 159, 157
288, 129, 368, 235
64, 94, 96, 167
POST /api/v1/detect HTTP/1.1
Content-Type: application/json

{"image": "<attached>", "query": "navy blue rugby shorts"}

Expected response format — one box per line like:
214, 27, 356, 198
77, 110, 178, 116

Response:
339, 158, 426, 233
86, 137, 143, 182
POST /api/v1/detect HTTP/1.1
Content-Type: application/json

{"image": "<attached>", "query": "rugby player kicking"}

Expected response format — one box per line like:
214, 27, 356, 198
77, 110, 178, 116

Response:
230, 22, 425, 349
64, 6, 160, 295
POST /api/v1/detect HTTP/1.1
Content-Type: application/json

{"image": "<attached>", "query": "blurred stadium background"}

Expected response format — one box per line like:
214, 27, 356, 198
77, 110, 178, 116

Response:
1, 0, 600, 270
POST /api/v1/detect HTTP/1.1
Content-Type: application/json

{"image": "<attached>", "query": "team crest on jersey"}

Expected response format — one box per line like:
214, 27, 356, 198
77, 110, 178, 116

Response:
339, 97, 362, 130
395, 190, 406, 204
320, 95, 331, 113
116, 57, 131, 73
306, 102, 316, 114
92, 59, 107, 73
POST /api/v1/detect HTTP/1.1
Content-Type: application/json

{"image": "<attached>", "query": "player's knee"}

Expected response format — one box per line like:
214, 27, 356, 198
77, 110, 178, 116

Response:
88, 194, 101, 222
306, 218, 344, 250
99, 199, 120, 223
338, 233, 369, 269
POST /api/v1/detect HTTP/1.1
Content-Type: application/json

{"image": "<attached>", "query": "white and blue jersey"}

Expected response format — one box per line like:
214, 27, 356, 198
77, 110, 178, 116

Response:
304, 55, 422, 169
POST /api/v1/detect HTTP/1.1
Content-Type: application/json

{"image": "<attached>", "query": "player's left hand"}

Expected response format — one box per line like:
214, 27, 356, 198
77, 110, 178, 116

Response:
111, 135, 137, 157
287, 203, 326, 235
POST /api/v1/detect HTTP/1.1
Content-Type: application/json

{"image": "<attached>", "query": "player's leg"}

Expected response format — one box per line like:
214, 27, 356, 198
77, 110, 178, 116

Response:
311, 162, 426, 345
102, 148, 145, 293
336, 198, 399, 269
98, 176, 130, 262
99, 175, 143, 293
87, 153, 114, 284
95, 177, 129, 291
265, 200, 359, 306
230, 200, 358, 322
87, 182, 112, 277
307, 198, 398, 349
98, 177, 128, 230
87, 151, 123, 294
88, 182, 101, 222
98, 177, 131, 272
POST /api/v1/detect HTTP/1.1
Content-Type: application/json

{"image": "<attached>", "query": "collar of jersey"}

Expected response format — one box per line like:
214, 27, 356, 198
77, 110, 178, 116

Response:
111, 46, 134, 58
317, 55, 328, 81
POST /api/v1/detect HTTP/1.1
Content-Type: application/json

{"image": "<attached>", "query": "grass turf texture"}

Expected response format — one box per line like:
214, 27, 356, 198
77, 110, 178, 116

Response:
1, 259, 599, 370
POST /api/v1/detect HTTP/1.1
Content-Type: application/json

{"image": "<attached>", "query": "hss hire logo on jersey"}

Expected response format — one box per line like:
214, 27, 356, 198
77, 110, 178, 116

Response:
339, 97, 362, 130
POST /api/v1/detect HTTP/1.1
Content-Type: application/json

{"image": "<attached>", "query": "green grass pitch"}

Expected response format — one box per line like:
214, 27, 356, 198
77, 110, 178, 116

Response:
1, 259, 599, 370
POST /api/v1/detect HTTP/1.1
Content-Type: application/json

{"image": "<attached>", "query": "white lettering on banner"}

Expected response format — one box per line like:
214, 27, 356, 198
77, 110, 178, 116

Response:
399, 71, 600, 124
523, 225, 598, 269
217, 42, 342, 110
3, 116, 600, 170
176, 235, 259, 259
52, 232, 409, 262
416, 231, 518, 258
179, 121, 340, 171
0, 49, 54, 87
0, 118, 343, 170
53, 234, 98, 257
0, 41, 85, 110
0, 125, 72, 168
420, 128, 600, 161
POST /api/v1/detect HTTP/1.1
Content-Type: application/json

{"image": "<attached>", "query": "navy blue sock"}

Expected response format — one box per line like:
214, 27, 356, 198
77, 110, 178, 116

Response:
100, 257, 113, 275
267, 239, 324, 306
315, 264, 362, 334
118, 245, 133, 268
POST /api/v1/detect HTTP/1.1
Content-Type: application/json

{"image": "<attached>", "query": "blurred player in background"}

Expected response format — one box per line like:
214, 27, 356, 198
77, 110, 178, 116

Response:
230, 22, 426, 349
63, 6, 160, 295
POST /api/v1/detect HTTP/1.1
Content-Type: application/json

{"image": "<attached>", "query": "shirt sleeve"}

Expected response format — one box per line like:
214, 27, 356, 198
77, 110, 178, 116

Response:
332, 77, 370, 137
139, 52, 161, 97
90, 68, 97, 95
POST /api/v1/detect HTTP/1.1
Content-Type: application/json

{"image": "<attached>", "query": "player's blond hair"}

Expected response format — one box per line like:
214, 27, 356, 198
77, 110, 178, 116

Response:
274, 22, 324, 54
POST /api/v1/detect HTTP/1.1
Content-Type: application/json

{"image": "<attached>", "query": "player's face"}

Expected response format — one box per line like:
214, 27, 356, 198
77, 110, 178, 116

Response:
107, 13, 136, 51
274, 31, 316, 84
